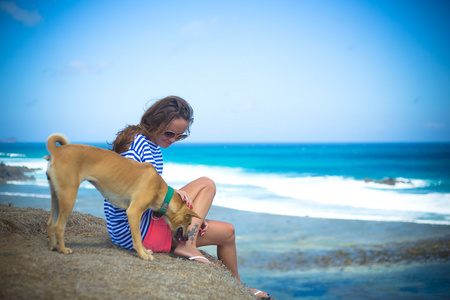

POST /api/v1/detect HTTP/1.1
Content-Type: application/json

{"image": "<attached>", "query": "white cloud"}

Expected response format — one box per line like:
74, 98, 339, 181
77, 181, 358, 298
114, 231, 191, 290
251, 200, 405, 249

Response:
65, 60, 109, 74
180, 18, 218, 39
45, 60, 109, 77
234, 103, 254, 112
0, 1, 43, 26
424, 122, 446, 129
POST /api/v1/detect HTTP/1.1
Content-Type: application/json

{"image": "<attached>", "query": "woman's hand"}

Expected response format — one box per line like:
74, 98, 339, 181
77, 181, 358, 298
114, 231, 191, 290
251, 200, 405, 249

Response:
175, 189, 193, 209
199, 219, 209, 236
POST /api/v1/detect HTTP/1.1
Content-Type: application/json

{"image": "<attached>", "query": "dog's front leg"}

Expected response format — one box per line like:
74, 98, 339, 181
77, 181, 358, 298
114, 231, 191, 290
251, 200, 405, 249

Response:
126, 204, 153, 260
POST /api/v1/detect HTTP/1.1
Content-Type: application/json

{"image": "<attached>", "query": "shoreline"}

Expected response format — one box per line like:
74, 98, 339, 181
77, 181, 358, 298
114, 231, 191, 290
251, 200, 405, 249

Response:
1, 201, 450, 299
2, 194, 450, 251
1, 195, 449, 256
207, 206, 450, 299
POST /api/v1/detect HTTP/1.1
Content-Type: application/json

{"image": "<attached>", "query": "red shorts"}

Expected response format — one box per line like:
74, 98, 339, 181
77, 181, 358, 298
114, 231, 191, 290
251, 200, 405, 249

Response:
142, 212, 172, 253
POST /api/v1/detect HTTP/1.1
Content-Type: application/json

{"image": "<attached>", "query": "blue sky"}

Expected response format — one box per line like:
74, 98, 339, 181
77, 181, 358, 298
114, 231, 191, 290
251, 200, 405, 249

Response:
1, 0, 449, 143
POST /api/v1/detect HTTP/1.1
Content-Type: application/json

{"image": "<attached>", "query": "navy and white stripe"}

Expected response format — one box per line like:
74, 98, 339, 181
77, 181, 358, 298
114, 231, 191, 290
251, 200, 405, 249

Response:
104, 134, 163, 249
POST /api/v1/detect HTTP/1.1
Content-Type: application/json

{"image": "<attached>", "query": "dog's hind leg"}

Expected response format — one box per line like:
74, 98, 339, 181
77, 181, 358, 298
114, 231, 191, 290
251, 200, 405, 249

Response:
54, 187, 78, 254
47, 179, 59, 251
127, 199, 154, 260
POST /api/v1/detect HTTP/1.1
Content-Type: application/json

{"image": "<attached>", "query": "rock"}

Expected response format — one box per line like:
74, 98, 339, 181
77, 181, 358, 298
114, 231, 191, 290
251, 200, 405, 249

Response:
0, 162, 36, 182
363, 177, 411, 186
0, 205, 254, 299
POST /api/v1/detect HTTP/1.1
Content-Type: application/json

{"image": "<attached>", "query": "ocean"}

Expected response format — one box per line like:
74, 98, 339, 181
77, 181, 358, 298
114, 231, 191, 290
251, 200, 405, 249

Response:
1, 142, 450, 299
162, 143, 450, 225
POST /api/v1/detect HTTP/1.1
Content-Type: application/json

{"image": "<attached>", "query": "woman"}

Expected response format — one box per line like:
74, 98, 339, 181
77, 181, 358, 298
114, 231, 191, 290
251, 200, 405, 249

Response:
104, 96, 271, 299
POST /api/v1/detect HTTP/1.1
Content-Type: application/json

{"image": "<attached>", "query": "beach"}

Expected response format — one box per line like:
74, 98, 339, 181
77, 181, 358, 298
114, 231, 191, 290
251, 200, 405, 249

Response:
1, 141, 450, 299
1, 195, 449, 300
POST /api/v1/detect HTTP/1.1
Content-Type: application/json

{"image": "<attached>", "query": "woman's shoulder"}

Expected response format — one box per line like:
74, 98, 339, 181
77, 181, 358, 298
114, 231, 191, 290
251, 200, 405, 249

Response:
131, 134, 158, 151
125, 134, 163, 173
129, 134, 162, 159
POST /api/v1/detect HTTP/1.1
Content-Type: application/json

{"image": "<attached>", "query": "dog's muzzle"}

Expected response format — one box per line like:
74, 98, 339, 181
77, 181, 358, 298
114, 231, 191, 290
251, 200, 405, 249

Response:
177, 227, 187, 243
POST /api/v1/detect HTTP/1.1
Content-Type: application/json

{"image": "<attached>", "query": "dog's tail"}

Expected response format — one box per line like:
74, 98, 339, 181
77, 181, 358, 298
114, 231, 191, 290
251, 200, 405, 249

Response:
45, 133, 69, 161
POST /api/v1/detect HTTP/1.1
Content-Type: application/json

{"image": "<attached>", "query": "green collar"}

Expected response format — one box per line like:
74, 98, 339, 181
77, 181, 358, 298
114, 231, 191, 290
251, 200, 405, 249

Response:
156, 186, 174, 216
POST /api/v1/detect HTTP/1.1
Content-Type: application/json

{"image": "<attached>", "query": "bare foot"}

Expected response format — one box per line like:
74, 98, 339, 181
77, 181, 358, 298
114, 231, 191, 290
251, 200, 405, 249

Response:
249, 288, 271, 299
173, 243, 213, 265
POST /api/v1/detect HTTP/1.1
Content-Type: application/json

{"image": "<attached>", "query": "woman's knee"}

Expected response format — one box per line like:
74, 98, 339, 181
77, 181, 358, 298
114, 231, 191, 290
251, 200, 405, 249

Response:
222, 222, 235, 243
199, 176, 216, 195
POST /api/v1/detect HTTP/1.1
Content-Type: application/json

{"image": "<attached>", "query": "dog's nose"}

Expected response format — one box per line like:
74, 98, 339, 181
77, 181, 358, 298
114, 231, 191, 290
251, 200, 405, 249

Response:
177, 227, 189, 243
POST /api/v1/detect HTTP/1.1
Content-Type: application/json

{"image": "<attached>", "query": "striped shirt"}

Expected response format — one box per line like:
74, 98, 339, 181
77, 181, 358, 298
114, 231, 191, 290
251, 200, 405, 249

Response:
104, 134, 163, 249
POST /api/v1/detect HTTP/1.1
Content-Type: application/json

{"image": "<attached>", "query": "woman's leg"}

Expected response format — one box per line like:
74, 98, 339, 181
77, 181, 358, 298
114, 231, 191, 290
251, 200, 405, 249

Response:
173, 177, 270, 298
196, 220, 240, 279
172, 177, 215, 259
196, 220, 270, 298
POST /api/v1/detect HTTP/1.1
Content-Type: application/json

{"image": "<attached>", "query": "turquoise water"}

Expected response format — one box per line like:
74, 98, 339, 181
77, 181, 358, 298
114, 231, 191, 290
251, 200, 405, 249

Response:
162, 142, 450, 225
1, 142, 450, 299
163, 142, 450, 190
2, 142, 449, 224
165, 143, 450, 179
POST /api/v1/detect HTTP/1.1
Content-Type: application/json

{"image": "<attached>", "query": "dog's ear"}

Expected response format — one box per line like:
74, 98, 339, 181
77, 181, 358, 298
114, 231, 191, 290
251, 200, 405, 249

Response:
189, 211, 201, 220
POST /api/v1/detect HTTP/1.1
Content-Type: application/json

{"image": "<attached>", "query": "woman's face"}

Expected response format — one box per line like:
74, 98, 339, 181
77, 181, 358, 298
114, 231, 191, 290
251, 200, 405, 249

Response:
153, 118, 189, 148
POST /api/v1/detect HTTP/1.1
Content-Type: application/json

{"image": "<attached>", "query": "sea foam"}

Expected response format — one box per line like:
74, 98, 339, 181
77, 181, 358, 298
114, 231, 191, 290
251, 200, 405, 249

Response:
1, 159, 448, 225
163, 163, 450, 225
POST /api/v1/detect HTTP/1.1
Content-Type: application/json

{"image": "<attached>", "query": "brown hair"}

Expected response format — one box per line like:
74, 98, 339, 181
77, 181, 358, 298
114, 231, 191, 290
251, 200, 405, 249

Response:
112, 96, 194, 153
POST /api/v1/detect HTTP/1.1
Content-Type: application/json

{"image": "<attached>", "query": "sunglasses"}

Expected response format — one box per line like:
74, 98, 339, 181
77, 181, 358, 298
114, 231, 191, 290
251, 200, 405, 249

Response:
163, 130, 189, 141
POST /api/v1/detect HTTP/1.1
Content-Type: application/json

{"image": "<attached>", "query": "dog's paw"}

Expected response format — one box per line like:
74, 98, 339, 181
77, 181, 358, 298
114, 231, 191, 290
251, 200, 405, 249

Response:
140, 254, 153, 260
60, 247, 73, 254
139, 248, 153, 260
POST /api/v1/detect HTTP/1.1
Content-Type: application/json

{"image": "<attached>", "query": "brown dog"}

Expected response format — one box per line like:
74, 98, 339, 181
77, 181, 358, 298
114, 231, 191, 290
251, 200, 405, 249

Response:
45, 133, 200, 260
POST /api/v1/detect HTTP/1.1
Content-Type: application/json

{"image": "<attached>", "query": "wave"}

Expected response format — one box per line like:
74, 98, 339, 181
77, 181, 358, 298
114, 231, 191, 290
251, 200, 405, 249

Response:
163, 163, 450, 225
1, 159, 448, 225
1, 160, 48, 171
0, 192, 51, 199
5, 180, 49, 187
0, 152, 26, 158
